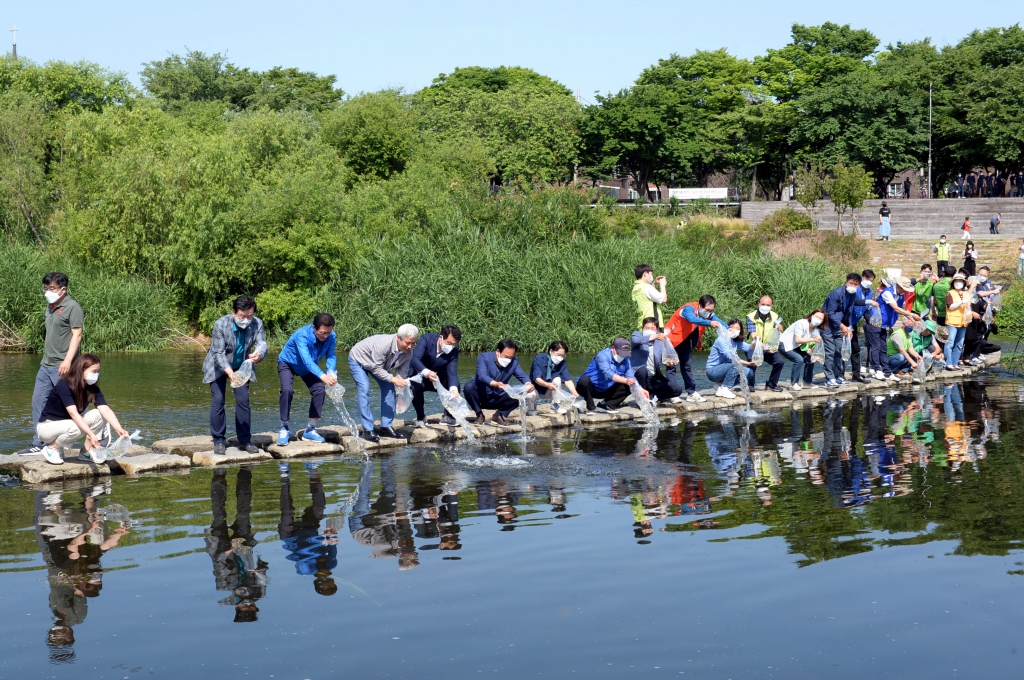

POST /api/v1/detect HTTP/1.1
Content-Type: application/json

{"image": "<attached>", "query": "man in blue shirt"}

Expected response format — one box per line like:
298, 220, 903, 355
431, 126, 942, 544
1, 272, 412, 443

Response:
527, 340, 579, 415
821, 274, 861, 387
407, 325, 462, 428
578, 338, 648, 414
631, 318, 683, 402
463, 339, 534, 426
276, 314, 338, 446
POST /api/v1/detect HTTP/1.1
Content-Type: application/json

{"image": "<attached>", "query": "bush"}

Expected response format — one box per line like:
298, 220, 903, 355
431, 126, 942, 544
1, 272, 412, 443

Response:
757, 208, 815, 240
813, 232, 868, 263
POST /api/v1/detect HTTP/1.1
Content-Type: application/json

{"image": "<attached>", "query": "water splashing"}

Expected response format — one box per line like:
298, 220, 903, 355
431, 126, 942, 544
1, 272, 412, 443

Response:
324, 377, 366, 456
432, 379, 479, 445
502, 384, 533, 443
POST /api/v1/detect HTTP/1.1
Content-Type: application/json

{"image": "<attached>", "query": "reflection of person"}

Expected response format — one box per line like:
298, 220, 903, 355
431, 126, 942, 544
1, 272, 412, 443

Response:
202, 295, 267, 455
279, 464, 337, 596
205, 467, 268, 622
477, 480, 520, 531
35, 489, 127, 663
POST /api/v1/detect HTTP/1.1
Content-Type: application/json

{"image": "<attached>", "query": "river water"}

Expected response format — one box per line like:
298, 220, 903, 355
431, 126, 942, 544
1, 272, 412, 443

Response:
2, 352, 1024, 678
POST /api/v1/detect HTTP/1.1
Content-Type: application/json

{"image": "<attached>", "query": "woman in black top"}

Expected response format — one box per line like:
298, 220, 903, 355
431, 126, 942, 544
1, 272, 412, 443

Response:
36, 354, 129, 466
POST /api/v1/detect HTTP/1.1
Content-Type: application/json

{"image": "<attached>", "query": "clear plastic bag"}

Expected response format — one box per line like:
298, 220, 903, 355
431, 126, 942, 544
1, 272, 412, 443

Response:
765, 328, 781, 353
90, 430, 141, 462
630, 382, 659, 424
983, 304, 994, 325
750, 340, 765, 366
661, 337, 679, 366
867, 305, 883, 327
230, 359, 254, 388
811, 341, 825, 364
840, 334, 852, 361
990, 291, 1002, 311
395, 381, 413, 414
433, 379, 475, 423
503, 384, 530, 400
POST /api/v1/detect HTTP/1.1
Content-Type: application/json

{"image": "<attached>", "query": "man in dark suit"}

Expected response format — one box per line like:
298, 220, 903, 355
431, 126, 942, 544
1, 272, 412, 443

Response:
407, 325, 462, 427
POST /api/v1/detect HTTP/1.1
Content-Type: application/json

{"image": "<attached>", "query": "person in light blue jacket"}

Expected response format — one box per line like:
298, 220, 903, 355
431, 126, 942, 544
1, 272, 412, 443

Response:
704, 319, 756, 400
276, 314, 338, 446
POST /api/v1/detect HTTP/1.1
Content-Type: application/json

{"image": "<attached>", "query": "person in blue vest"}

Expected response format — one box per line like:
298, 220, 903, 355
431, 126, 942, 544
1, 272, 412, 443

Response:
407, 325, 462, 428
463, 339, 534, 426
630, 317, 683, 402
821, 273, 861, 387
875, 274, 919, 380
577, 338, 648, 414
276, 314, 337, 446
858, 269, 888, 381
527, 340, 579, 415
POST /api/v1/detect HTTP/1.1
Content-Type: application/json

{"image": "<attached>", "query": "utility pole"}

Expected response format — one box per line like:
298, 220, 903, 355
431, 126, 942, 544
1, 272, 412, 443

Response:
10, 25, 16, 60
928, 82, 933, 199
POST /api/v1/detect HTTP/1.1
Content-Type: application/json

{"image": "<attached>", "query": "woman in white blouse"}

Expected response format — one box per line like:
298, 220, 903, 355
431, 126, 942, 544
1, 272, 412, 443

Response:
777, 309, 827, 390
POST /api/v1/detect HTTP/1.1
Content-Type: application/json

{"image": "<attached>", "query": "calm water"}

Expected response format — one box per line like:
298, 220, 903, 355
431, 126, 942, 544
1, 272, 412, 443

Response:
3, 353, 1024, 678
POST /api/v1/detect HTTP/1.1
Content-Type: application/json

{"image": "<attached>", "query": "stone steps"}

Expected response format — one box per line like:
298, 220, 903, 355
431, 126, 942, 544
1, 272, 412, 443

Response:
0, 353, 1004, 487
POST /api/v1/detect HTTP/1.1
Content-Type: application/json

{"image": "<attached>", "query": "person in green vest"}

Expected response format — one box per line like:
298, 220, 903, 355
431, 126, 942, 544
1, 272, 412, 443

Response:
911, 320, 944, 364
745, 296, 786, 391
632, 264, 666, 330
911, 264, 935, 318
886, 318, 921, 374
931, 265, 954, 326
933, 235, 950, 274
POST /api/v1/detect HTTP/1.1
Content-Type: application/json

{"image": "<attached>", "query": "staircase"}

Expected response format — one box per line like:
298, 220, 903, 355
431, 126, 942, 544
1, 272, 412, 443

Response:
742, 198, 1024, 239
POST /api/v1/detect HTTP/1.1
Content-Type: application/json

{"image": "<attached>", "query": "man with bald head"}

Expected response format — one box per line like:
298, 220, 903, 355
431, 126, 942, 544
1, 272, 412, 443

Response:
745, 295, 786, 392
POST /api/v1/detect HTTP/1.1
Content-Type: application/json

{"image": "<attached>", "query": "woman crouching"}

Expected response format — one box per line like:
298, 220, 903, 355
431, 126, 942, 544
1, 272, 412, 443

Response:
36, 354, 130, 465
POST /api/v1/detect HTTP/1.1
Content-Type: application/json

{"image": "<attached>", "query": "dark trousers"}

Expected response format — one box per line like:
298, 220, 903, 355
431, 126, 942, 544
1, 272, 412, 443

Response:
411, 373, 453, 420
576, 375, 631, 410
937, 260, 948, 275
674, 331, 702, 395
750, 350, 785, 388
278, 361, 325, 424
864, 324, 888, 373
210, 374, 251, 445
823, 328, 862, 380
633, 366, 682, 401
778, 347, 814, 384
463, 380, 519, 417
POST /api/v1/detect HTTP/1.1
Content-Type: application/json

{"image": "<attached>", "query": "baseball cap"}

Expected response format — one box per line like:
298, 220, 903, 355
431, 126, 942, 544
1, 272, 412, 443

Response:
612, 338, 631, 356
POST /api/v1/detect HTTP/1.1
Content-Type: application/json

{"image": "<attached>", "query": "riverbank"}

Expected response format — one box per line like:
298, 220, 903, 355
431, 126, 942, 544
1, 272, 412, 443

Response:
0, 353, 1002, 487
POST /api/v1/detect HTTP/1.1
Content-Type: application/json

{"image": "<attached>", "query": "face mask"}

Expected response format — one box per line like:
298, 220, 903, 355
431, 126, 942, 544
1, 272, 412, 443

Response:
861, 280, 872, 289
728, 329, 740, 339
441, 343, 455, 354
846, 286, 857, 294
85, 372, 99, 385
954, 282, 964, 290
643, 330, 656, 339
758, 305, 772, 315
44, 290, 62, 304
612, 353, 625, 364
811, 316, 823, 327
550, 354, 564, 365
496, 356, 511, 368
941, 239, 946, 244
699, 309, 712, 319
234, 317, 251, 330
979, 275, 988, 283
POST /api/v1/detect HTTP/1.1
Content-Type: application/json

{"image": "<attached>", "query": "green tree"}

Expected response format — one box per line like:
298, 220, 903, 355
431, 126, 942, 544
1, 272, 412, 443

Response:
825, 160, 874, 235
0, 91, 48, 245
0, 55, 134, 113
320, 89, 417, 181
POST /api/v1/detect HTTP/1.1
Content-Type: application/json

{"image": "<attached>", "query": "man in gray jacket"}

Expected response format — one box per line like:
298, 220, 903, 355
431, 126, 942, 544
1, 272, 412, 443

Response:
202, 296, 268, 455
347, 325, 418, 441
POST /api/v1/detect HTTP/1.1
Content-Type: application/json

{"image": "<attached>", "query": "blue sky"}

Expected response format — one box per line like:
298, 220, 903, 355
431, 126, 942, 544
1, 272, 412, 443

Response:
3, 1, 1019, 99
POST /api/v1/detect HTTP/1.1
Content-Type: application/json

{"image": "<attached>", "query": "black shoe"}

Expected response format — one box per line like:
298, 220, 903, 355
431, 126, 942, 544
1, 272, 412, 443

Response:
15, 444, 43, 456
767, 385, 783, 392
492, 413, 509, 426
213, 441, 227, 455
377, 426, 403, 439
441, 413, 457, 426
243, 444, 260, 454
852, 376, 869, 384
363, 431, 380, 443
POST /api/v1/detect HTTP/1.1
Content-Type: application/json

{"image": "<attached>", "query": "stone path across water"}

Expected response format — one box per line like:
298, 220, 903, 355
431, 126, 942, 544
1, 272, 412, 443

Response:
0, 353, 1003, 488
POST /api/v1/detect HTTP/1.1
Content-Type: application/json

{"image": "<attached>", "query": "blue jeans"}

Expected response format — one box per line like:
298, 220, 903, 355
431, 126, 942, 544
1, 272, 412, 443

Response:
706, 361, 753, 388
887, 354, 910, 373
778, 347, 814, 384
945, 325, 967, 367
31, 365, 61, 446
348, 355, 396, 431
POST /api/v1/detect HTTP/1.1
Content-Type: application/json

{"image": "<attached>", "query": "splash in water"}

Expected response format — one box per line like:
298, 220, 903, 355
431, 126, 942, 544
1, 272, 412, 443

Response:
502, 384, 533, 443
432, 379, 479, 445
324, 377, 366, 457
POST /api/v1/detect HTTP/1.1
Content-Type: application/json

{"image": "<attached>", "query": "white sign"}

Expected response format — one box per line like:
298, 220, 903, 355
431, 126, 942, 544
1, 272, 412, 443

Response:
668, 187, 729, 200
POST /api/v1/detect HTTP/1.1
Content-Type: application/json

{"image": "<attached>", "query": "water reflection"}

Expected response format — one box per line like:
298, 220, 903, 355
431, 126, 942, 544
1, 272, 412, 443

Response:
206, 467, 268, 622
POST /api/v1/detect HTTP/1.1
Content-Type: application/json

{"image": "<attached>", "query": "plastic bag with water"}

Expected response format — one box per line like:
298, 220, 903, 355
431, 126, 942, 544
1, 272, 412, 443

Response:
229, 360, 254, 388
322, 373, 365, 453
983, 304, 994, 325
630, 382, 659, 424
433, 379, 478, 444
990, 291, 1002, 311
765, 328, 781, 353
750, 339, 765, 366
395, 381, 413, 414
867, 305, 883, 327
89, 430, 141, 462
810, 341, 825, 364
661, 337, 679, 366
840, 334, 852, 361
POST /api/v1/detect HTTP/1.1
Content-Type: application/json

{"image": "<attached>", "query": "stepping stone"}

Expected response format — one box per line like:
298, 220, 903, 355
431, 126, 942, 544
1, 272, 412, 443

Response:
579, 412, 616, 424
152, 435, 216, 457
107, 453, 192, 476
409, 427, 440, 444
193, 447, 274, 466
20, 458, 110, 485
267, 440, 344, 459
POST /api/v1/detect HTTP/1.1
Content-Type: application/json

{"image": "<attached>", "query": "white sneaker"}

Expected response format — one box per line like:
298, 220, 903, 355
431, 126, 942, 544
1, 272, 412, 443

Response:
414, 420, 427, 429
874, 370, 886, 380
716, 386, 737, 399
669, 396, 684, 404
790, 382, 803, 391
686, 392, 707, 403
42, 446, 63, 465
81, 448, 106, 464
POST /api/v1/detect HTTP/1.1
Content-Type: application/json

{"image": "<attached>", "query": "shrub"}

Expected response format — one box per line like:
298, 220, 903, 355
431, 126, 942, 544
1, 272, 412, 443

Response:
757, 208, 815, 240
813, 232, 868, 263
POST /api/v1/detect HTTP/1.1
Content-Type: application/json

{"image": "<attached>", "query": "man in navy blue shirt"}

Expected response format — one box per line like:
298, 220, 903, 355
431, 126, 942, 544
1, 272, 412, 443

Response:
821, 273, 862, 387
407, 325, 462, 428
463, 339, 534, 426
527, 340, 579, 415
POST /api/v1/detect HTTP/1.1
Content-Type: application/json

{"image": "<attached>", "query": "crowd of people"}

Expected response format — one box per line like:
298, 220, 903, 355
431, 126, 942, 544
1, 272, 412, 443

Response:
15, 250, 1003, 463
945, 170, 1024, 198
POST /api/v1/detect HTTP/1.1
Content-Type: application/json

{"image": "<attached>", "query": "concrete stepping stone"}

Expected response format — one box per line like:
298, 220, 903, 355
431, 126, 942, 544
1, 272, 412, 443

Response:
107, 453, 192, 476
194, 447, 273, 467
19, 458, 110, 484
267, 440, 344, 459
152, 435, 216, 457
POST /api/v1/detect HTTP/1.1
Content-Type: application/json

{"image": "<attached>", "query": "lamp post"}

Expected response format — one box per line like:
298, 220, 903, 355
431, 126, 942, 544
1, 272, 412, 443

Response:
928, 82, 933, 199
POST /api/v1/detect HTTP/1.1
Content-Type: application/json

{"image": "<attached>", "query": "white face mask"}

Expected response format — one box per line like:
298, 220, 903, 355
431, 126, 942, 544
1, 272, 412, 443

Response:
44, 289, 63, 304
441, 343, 455, 354
496, 356, 511, 368
954, 282, 965, 290
846, 285, 858, 294
643, 330, 656, 339
550, 354, 564, 365
699, 309, 712, 319
861, 280, 872, 289
234, 316, 251, 329
979, 275, 988, 283
811, 316, 823, 327
758, 305, 771, 315
612, 352, 625, 363
85, 372, 99, 385
941, 239, 946, 244
728, 328, 740, 339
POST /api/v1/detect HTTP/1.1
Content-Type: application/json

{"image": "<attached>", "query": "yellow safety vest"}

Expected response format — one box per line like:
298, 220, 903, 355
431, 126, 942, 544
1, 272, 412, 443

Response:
632, 280, 664, 330
945, 290, 969, 327
935, 242, 950, 261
